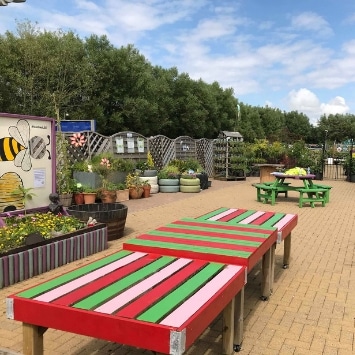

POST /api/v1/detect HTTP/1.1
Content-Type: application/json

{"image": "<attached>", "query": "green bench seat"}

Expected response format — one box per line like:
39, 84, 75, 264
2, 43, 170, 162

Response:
298, 188, 328, 208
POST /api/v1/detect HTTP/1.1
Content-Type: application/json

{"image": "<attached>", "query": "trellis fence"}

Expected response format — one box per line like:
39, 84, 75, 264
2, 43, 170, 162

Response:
63, 131, 215, 177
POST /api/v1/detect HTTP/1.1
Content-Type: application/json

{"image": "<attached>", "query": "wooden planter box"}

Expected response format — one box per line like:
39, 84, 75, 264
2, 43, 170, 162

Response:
0, 223, 108, 289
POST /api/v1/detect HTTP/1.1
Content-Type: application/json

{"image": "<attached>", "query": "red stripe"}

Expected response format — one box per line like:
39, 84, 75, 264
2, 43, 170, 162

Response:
250, 212, 275, 225
170, 220, 273, 235
157, 226, 266, 242
123, 243, 252, 266
53, 254, 160, 306
137, 233, 257, 253
217, 209, 247, 221
115, 259, 207, 318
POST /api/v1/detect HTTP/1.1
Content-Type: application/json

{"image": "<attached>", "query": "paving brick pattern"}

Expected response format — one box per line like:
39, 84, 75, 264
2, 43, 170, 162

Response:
0, 177, 354, 354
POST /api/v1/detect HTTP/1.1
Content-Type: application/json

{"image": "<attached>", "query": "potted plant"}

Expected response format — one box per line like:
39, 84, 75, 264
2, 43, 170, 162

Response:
72, 181, 84, 205
142, 180, 151, 198
99, 182, 118, 203
179, 172, 201, 193
158, 166, 180, 193
116, 183, 129, 202
82, 185, 98, 204
125, 172, 144, 199
143, 151, 157, 177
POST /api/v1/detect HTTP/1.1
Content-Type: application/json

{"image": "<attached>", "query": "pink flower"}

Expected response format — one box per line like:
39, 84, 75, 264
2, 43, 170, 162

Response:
100, 158, 111, 168
70, 133, 86, 147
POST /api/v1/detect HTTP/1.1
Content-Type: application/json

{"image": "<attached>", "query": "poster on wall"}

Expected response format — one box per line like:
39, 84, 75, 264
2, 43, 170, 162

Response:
0, 113, 56, 212
115, 137, 124, 153
137, 137, 145, 153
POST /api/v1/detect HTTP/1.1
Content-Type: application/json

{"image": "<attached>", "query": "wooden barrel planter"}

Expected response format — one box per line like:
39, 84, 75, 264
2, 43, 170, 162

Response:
67, 203, 128, 241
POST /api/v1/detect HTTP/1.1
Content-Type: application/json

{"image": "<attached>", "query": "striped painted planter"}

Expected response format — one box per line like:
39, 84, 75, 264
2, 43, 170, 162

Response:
0, 223, 108, 289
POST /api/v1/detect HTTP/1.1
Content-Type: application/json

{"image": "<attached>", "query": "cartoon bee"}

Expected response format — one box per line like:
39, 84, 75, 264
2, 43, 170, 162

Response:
0, 119, 51, 171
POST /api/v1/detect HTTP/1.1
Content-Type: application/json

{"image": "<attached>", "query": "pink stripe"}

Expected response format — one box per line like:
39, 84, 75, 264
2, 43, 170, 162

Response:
274, 214, 295, 233
208, 208, 238, 221
34, 252, 147, 302
239, 211, 265, 224
160, 265, 244, 327
94, 258, 192, 314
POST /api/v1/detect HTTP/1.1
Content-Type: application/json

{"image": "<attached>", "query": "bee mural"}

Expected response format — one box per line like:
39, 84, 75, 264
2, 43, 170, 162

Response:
0, 119, 51, 172
0, 172, 24, 212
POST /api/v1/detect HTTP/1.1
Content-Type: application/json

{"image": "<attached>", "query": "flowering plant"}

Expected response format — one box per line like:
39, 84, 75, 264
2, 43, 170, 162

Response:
93, 157, 112, 189
0, 212, 85, 254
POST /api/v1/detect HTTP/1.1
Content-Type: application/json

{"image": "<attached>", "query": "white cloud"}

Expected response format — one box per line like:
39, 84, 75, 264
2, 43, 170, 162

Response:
291, 12, 333, 37
287, 88, 349, 124
320, 96, 349, 116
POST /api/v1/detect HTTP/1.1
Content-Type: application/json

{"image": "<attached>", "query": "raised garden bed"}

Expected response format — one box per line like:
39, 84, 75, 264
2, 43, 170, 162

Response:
0, 222, 108, 289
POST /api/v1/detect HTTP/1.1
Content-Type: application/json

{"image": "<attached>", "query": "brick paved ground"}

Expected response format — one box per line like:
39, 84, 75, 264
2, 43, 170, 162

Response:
0, 177, 354, 355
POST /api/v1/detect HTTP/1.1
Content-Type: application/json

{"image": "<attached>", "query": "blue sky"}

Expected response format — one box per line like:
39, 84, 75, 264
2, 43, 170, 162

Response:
1, 0, 355, 125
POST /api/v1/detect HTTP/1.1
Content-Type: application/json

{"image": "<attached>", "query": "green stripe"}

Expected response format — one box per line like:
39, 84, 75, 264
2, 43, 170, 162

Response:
149, 229, 262, 247
73, 256, 175, 310
138, 263, 224, 322
224, 210, 257, 223
177, 219, 276, 235
17, 250, 133, 299
195, 208, 229, 221
181, 218, 277, 234
127, 239, 251, 258
260, 213, 286, 228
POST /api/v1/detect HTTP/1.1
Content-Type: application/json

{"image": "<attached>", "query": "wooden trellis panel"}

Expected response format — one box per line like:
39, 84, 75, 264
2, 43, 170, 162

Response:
148, 135, 175, 170
62, 131, 216, 176
197, 138, 214, 176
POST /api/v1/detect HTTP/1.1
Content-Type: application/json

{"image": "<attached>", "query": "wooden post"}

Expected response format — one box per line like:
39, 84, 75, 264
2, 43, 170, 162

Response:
283, 233, 292, 268
23, 323, 47, 355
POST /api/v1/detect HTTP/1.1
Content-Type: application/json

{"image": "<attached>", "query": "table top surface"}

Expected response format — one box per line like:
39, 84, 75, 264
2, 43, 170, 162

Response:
124, 218, 278, 270
271, 172, 315, 179
7, 250, 246, 353
195, 207, 298, 242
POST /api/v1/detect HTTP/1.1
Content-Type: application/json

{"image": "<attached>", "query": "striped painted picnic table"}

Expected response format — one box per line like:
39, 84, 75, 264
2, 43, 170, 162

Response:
124, 219, 278, 300
7, 250, 246, 355
194, 207, 298, 268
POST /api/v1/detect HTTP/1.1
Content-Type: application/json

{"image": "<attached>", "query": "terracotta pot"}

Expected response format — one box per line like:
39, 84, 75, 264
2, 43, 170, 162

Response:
74, 193, 84, 205
83, 193, 97, 204
129, 187, 143, 199
143, 185, 151, 198
100, 190, 117, 203
116, 189, 129, 202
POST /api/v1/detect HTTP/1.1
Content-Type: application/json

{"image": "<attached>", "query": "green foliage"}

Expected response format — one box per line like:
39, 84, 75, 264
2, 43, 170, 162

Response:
168, 158, 203, 174
157, 165, 180, 179
3, 21, 355, 144
0, 213, 85, 254
11, 185, 36, 214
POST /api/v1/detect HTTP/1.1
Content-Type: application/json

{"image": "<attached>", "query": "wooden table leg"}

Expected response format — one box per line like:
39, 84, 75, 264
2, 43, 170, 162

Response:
23, 322, 47, 355
233, 287, 244, 352
261, 247, 273, 300
283, 233, 292, 269
222, 296, 235, 354
222, 287, 244, 354
270, 243, 276, 293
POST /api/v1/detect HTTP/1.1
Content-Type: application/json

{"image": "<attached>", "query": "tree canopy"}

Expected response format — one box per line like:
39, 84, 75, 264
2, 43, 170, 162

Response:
1, 22, 355, 143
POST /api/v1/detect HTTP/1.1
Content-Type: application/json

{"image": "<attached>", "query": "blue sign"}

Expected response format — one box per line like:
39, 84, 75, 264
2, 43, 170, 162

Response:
59, 120, 96, 132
